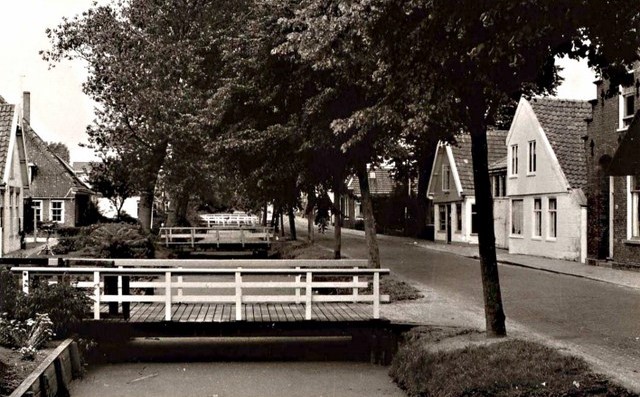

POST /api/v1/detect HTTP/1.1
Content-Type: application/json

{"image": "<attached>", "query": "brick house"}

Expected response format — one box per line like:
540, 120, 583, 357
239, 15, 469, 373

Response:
586, 70, 640, 270
427, 130, 508, 246
0, 95, 28, 255
506, 97, 590, 263
21, 93, 94, 229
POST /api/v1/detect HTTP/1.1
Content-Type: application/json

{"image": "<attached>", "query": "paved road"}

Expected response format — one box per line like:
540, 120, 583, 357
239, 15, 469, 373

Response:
310, 228, 640, 391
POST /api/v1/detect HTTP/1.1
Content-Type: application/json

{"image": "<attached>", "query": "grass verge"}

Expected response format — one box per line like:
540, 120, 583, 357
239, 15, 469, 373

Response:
390, 327, 638, 397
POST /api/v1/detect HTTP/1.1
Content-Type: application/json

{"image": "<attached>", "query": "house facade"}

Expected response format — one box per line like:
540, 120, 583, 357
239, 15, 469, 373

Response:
506, 97, 590, 263
427, 130, 508, 246
21, 93, 95, 229
586, 69, 640, 270
0, 95, 29, 255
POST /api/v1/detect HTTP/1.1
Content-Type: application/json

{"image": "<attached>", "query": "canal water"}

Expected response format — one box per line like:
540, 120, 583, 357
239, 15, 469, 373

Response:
70, 361, 405, 396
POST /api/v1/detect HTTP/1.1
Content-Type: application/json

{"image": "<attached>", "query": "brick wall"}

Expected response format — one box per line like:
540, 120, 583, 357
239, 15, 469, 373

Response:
587, 75, 640, 268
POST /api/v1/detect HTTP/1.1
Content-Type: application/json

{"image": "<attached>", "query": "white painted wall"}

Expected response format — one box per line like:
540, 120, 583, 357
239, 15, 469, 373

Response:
508, 193, 583, 261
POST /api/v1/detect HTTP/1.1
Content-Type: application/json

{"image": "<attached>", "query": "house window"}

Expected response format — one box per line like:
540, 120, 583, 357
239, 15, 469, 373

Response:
456, 203, 462, 232
492, 174, 506, 197
510, 145, 518, 176
548, 198, 557, 238
470, 204, 478, 234
631, 176, 640, 239
51, 201, 64, 223
442, 165, 451, 191
528, 140, 536, 174
438, 205, 446, 231
511, 199, 523, 235
533, 198, 542, 237
621, 92, 635, 129
32, 200, 42, 223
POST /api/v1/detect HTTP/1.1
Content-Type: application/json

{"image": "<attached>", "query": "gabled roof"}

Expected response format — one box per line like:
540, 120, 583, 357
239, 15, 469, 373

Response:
528, 97, 591, 189
449, 129, 508, 195
0, 104, 16, 181
347, 168, 396, 196
23, 121, 94, 198
609, 110, 640, 175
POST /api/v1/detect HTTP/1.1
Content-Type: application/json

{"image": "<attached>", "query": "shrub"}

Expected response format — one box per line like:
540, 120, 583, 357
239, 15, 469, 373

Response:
51, 226, 93, 255
0, 268, 20, 318
84, 223, 154, 258
0, 313, 54, 360
15, 282, 90, 338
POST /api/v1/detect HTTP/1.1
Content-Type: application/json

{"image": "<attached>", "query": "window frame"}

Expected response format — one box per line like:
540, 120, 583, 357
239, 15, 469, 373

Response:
470, 203, 478, 235
619, 87, 636, 130
510, 199, 524, 237
510, 145, 519, 176
50, 200, 64, 224
548, 197, 557, 240
438, 205, 447, 232
455, 203, 462, 232
533, 198, 542, 238
442, 164, 451, 192
630, 176, 640, 239
527, 140, 537, 175
32, 200, 43, 223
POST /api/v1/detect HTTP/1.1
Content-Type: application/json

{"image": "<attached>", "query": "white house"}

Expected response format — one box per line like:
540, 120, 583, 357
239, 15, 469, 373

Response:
506, 97, 590, 262
427, 130, 508, 246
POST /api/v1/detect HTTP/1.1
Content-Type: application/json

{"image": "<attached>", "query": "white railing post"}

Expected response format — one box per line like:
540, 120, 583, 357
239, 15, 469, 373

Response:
21, 270, 29, 294
352, 267, 359, 303
190, 229, 195, 248
235, 270, 242, 321
93, 271, 101, 320
165, 229, 169, 247
165, 271, 172, 321
177, 266, 183, 298
216, 230, 220, 248
117, 266, 123, 304
373, 271, 380, 319
305, 271, 313, 320
240, 229, 245, 248
295, 266, 301, 303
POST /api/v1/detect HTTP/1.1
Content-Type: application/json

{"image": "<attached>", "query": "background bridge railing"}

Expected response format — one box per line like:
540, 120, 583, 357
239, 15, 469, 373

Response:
199, 213, 259, 227
159, 226, 273, 248
12, 266, 389, 321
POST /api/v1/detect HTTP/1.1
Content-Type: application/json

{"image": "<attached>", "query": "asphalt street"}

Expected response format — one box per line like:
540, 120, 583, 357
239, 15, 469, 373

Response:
310, 228, 640, 391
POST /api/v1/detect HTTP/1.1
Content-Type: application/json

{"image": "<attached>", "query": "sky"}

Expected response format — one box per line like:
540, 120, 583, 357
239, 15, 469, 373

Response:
0, 2, 598, 164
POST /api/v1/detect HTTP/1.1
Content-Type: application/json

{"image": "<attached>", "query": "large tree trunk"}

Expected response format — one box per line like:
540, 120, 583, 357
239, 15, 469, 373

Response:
262, 203, 268, 226
469, 108, 507, 337
288, 206, 297, 240
306, 189, 315, 243
280, 211, 285, 238
333, 188, 342, 259
138, 191, 155, 232
357, 164, 380, 268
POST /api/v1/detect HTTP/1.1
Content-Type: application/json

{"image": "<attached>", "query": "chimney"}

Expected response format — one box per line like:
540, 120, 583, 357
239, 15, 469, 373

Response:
23, 91, 30, 124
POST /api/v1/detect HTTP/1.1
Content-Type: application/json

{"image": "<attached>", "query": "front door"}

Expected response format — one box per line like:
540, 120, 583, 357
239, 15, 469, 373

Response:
446, 204, 452, 243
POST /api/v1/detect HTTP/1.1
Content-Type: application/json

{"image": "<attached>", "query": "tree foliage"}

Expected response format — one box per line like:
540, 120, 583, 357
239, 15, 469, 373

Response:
45, 141, 70, 164
87, 156, 137, 220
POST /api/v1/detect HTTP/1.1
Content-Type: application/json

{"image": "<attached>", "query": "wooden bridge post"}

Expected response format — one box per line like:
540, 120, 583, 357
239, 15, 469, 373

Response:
352, 267, 359, 303
22, 270, 29, 294
235, 270, 242, 321
295, 267, 301, 303
190, 229, 195, 248
165, 271, 172, 321
177, 267, 183, 298
373, 272, 380, 319
93, 271, 101, 320
305, 271, 313, 320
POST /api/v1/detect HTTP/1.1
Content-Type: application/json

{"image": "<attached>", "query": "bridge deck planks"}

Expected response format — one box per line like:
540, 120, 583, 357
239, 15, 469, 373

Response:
98, 302, 377, 323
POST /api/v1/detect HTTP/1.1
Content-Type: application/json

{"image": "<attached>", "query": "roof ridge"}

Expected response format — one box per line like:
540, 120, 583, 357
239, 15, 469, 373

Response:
531, 96, 590, 104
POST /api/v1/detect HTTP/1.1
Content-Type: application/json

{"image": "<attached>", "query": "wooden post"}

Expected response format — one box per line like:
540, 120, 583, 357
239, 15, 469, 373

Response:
373, 272, 380, 319
305, 271, 313, 320
93, 271, 100, 320
165, 229, 169, 247
216, 230, 220, 248
295, 266, 301, 303
240, 229, 245, 248
235, 271, 242, 321
177, 266, 183, 298
352, 267, 359, 303
190, 228, 195, 248
165, 271, 172, 321
22, 270, 29, 294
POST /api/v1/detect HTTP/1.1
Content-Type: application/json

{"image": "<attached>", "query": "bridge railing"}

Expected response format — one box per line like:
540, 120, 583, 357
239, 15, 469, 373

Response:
12, 266, 390, 321
159, 226, 273, 248
199, 213, 260, 227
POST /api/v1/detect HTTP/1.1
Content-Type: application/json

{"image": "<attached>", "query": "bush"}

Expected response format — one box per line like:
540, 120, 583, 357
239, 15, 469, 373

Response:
14, 282, 90, 339
0, 314, 54, 360
84, 223, 154, 258
52, 223, 154, 258
354, 219, 365, 230
0, 268, 20, 318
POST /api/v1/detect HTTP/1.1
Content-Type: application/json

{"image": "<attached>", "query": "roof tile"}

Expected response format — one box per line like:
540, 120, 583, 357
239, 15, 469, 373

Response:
529, 97, 591, 190
0, 104, 16, 178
